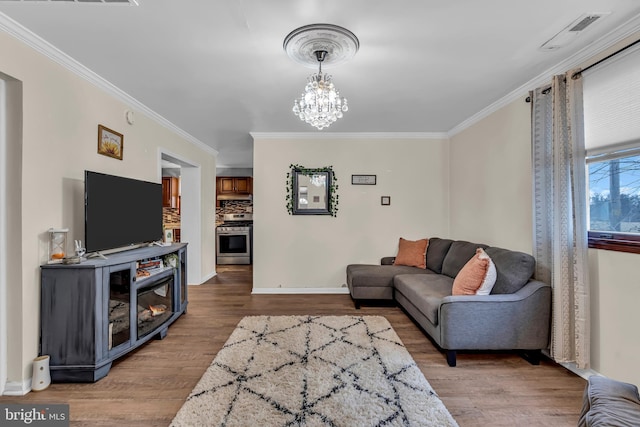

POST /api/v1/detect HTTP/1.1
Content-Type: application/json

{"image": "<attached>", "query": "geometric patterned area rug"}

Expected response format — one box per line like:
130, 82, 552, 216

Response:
171, 315, 458, 426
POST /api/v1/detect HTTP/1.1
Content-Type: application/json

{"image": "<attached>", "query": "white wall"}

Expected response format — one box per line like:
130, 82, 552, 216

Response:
588, 249, 640, 386
252, 135, 449, 290
449, 96, 533, 253
0, 30, 217, 390
449, 95, 640, 387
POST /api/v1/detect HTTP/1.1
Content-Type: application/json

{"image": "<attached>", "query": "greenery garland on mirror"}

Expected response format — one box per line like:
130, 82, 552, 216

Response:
286, 164, 339, 217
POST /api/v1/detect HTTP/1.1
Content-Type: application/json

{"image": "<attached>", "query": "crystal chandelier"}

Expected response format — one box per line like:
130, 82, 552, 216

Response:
284, 24, 359, 131
292, 50, 348, 130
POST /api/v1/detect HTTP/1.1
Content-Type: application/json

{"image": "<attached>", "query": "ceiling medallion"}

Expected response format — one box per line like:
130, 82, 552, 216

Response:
284, 24, 359, 130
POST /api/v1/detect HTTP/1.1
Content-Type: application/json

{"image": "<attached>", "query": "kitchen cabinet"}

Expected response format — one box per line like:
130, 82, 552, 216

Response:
217, 177, 252, 195
216, 177, 252, 206
162, 177, 180, 209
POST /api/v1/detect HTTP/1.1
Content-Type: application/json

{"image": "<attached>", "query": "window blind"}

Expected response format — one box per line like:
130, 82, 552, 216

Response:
583, 43, 640, 157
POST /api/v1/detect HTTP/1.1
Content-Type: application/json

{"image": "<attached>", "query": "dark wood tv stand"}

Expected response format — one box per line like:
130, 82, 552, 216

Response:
40, 243, 188, 382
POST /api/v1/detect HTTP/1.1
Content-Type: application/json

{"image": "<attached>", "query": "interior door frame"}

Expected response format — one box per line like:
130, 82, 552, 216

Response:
158, 150, 202, 284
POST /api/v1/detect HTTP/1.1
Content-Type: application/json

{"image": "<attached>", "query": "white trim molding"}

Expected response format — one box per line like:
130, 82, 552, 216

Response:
448, 12, 640, 138
0, 12, 217, 157
251, 287, 350, 295
560, 362, 602, 381
196, 270, 217, 285
0, 78, 6, 396
3, 379, 31, 396
250, 132, 449, 140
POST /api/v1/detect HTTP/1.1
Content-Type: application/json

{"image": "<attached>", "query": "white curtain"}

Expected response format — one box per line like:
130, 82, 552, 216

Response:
531, 71, 590, 369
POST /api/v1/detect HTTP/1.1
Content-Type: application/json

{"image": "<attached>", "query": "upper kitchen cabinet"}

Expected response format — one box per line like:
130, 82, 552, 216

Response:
216, 177, 252, 206
162, 177, 180, 209
217, 177, 252, 195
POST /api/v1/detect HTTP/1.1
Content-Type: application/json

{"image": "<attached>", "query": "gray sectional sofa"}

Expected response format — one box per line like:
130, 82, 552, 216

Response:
346, 237, 551, 366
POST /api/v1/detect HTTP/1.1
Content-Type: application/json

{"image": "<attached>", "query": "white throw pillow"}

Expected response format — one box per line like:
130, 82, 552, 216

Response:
475, 249, 497, 295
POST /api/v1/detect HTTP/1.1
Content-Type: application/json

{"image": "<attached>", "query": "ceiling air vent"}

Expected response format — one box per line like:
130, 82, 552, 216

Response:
540, 13, 609, 51
569, 15, 602, 32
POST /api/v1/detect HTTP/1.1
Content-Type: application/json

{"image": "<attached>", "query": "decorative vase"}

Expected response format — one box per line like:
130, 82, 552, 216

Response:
31, 355, 51, 391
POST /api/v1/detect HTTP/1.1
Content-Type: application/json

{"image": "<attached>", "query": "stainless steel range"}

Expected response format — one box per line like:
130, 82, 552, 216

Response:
216, 213, 253, 265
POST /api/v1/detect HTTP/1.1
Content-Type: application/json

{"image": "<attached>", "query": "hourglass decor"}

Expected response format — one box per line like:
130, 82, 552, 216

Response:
48, 228, 69, 264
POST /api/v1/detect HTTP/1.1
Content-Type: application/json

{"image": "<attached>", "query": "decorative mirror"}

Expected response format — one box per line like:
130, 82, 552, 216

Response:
286, 164, 339, 216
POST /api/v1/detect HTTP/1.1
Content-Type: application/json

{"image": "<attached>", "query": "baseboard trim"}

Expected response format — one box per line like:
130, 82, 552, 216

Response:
251, 287, 350, 295
541, 349, 601, 380
3, 379, 31, 396
194, 270, 217, 285
559, 361, 601, 381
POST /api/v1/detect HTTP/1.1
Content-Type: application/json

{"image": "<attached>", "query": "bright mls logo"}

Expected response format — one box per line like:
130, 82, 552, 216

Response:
1, 404, 69, 426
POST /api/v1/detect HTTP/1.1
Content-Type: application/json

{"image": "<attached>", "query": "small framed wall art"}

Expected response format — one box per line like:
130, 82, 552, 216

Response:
381, 196, 391, 206
97, 124, 124, 160
351, 174, 376, 185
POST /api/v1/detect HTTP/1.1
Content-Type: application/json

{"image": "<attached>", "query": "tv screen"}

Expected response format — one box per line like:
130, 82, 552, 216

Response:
85, 170, 163, 253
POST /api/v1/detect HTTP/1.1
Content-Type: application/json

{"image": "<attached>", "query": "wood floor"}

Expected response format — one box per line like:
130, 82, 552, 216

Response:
1, 265, 586, 426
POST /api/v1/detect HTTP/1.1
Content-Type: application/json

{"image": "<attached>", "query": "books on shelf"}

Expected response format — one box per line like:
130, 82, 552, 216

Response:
136, 258, 166, 279
138, 259, 162, 270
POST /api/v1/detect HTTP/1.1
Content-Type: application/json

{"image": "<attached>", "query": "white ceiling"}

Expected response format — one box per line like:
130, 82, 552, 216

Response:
1, 1, 640, 168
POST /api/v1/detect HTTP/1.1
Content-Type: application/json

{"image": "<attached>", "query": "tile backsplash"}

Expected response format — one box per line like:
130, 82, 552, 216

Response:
164, 201, 253, 228
216, 200, 253, 225
163, 207, 180, 227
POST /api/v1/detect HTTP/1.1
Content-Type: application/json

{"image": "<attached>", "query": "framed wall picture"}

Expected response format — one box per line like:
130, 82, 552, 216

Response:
98, 124, 124, 160
292, 169, 332, 215
381, 196, 391, 206
351, 174, 376, 185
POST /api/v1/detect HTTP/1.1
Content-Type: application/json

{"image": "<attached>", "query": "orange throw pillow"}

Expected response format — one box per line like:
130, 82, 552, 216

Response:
393, 238, 428, 269
452, 248, 492, 295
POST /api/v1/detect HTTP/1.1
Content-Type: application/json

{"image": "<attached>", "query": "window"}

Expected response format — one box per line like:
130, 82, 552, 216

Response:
584, 43, 640, 253
588, 151, 640, 252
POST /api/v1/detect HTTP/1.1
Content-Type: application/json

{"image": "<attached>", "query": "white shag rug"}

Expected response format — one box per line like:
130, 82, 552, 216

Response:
171, 315, 458, 427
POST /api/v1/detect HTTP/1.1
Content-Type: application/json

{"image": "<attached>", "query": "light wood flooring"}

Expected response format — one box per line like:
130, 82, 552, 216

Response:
1, 265, 586, 426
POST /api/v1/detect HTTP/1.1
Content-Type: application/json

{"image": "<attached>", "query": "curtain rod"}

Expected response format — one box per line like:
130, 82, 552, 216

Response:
525, 37, 640, 103
572, 36, 640, 79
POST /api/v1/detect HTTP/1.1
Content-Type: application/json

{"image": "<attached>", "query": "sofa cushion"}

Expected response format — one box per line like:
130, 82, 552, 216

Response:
394, 274, 454, 325
425, 237, 454, 274
441, 240, 488, 278
452, 248, 497, 295
484, 247, 535, 294
393, 237, 428, 268
346, 264, 431, 289
578, 375, 640, 427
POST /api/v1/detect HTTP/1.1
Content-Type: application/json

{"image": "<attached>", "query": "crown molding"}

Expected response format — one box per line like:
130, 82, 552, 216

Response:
0, 12, 217, 157
448, 12, 640, 138
5, 7, 639, 148
250, 132, 448, 140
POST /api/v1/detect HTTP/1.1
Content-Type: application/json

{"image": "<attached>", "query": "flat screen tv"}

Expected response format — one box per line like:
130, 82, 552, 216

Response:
85, 170, 163, 253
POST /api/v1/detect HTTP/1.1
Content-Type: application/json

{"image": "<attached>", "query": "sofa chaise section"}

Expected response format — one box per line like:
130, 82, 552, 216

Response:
346, 262, 432, 308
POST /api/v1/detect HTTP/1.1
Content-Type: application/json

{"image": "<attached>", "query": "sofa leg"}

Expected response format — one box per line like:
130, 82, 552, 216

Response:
521, 350, 542, 365
353, 299, 360, 309
446, 350, 457, 367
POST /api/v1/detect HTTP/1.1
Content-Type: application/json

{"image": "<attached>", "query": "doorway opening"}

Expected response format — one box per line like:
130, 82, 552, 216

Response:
1, 72, 23, 394
159, 151, 202, 284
